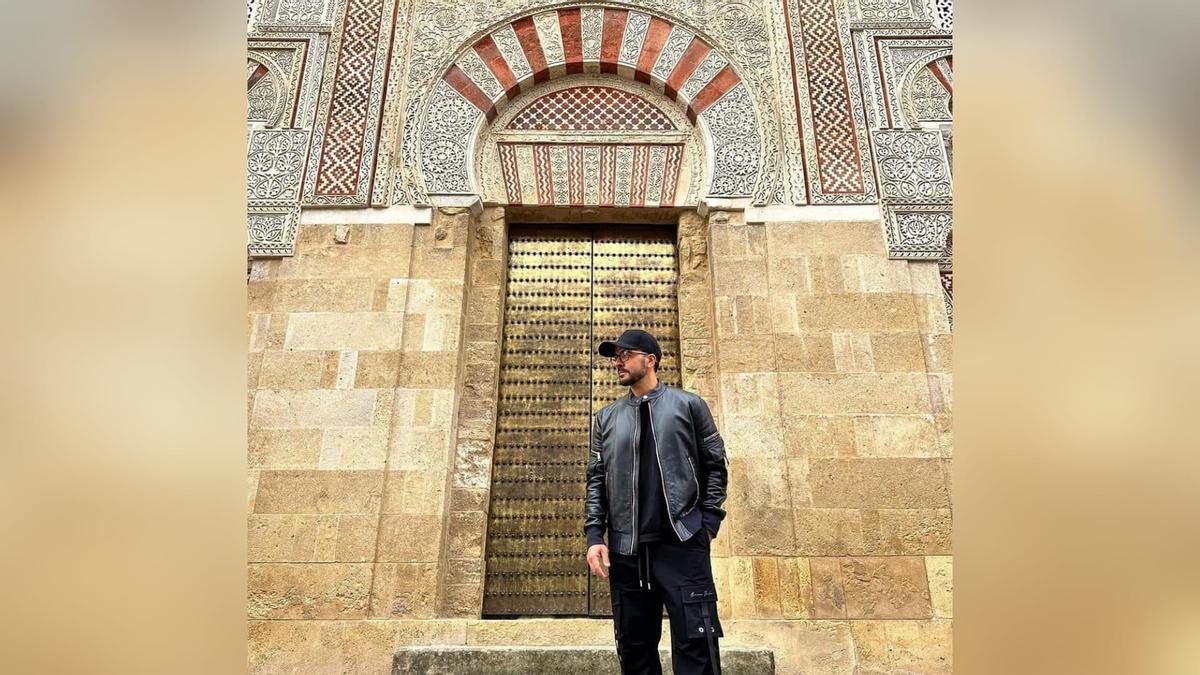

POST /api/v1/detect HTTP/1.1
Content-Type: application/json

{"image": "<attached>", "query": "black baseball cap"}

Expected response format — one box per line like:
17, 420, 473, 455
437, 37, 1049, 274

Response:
598, 329, 662, 364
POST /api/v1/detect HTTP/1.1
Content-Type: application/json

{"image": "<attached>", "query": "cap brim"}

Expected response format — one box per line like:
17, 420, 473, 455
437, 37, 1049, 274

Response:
597, 340, 635, 357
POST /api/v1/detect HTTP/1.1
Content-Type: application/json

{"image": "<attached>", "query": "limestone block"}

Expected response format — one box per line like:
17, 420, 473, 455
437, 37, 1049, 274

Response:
271, 278, 377, 312
406, 279, 466, 314
841, 255, 912, 293
778, 373, 932, 415
253, 470, 384, 514
781, 415, 855, 458
726, 557, 757, 618
256, 351, 329, 390
466, 285, 502, 325
848, 620, 890, 674
913, 293, 951, 334
925, 556, 953, 618
372, 277, 391, 311
248, 563, 372, 619
907, 260, 944, 295
472, 258, 504, 286
388, 428, 451, 471
376, 514, 443, 562
765, 220, 888, 256
678, 287, 715, 340
395, 619, 470, 646
448, 511, 486, 558
793, 508, 866, 556
922, 333, 953, 373
831, 332, 874, 372
370, 563, 439, 618
724, 619, 856, 675
265, 312, 289, 349
248, 429, 323, 469
249, 314, 269, 352
733, 295, 774, 334
397, 351, 460, 387
868, 332, 927, 372
862, 508, 952, 555
807, 557, 846, 618
835, 557, 932, 619
751, 557, 782, 618
808, 458, 949, 508
767, 257, 814, 296
247, 471, 259, 513
284, 312, 407, 351
319, 427, 388, 470
717, 334, 777, 373
410, 240, 468, 280
852, 415, 940, 457
454, 439, 494, 489
713, 257, 769, 297
248, 620, 401, 674
805, 256, 850, 295
719, 373, 780, 418
382, 470, 447, 515
465, 618, 613, 646
450, 487, 489, 512
884, 619, 953, 673
728, 457, 794, 511
248, 513, 377, 563
445, 557, 484, 586
354, 350, 401, 388
935, 413, 953, 457
792, 294, 919, 331
251, 389, 378, 429
730, 507, 797, 556
248, 281, 276, 313
777, 557, 813, 618
456, 395, 498, 443
769, 292, 800, 334
442, 583, 483, 618
386, 278, 411, 312
276, 238, 413, 280
248, 351, 263, 389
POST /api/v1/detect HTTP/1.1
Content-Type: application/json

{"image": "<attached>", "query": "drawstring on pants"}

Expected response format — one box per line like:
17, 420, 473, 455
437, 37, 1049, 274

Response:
637, 543, 653, 590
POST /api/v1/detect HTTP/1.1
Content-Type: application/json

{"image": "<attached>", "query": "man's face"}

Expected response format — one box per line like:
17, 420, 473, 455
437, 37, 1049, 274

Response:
612, 348, 653, 386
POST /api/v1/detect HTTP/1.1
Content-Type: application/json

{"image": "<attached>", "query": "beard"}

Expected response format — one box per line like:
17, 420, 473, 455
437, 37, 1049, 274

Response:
617, 364, 646, 386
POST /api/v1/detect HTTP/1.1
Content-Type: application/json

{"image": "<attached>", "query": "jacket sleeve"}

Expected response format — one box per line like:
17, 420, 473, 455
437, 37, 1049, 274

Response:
690, 395, 729, 536
583, 412, 608, 547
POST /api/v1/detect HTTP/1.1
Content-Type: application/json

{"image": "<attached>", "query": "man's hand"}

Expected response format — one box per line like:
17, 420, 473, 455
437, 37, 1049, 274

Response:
587, 544, 611, 579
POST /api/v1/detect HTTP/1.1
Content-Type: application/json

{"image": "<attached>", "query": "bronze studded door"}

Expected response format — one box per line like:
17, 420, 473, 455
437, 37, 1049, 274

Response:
484, 224, 681, 618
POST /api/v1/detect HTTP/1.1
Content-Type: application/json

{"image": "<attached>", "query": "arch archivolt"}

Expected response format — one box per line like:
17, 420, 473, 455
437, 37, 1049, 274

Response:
416, 4, 764, 204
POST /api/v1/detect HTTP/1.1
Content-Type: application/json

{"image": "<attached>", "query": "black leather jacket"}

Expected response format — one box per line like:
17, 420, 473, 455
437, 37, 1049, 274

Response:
584, 382, 729, 556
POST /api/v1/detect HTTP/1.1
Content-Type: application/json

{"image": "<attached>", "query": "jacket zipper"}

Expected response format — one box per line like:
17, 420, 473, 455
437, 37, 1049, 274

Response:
630, 403, 639, 555
686, 455, 701, 495
648, 401, 683, 541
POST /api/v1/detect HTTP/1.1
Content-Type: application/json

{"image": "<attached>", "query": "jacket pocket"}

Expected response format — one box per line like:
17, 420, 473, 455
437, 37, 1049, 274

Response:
679, 583, 724, 638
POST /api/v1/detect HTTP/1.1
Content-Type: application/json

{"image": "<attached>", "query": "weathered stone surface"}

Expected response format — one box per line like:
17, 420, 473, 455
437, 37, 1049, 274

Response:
852, 619, 952, 674
831, 332, 874, 372
781, 415, 855, 458
812, 557, 931, 619
925, 556, 953, 618
445, 557, 483, 586
450, 487, 488, 511
272, 278, 377, 312
808, 459, 950, 508
789, 294, 918, 331
251, 389, 378, 428
248, 513, 377, 562
922, 333, 953, 373
249, 620, 401, 674
442, 583, 483, 618
766, 220, 887, 256
852, 415, 940, 457
751, 557, 783, 618
354, 350, 401, 388
370, 563, 439, 618
248, 429, 323, 468
393, 646, 776, 674
725, 619, 855, 675
376, 513, 443, 562
778, 373, 931, 415
774, 334, 836, 372
465, 618, 613, 646
283, 312, 407, 350
862, 508, 953, 555
395, 619, 469, 646
777, 557, 812, 618
248, 281, 276, 313
841, 255, 912, 293
793, 508, 865, 556
254, 470, 383, 514
447, 511, 486, 558
319, 427, 389, 469
868, 331, 927, 372
275, 239, 413, 280
713, 257, 769, 297
248, 563, 372, 619
718, 334, 778, 372
453, 439, 494, 488
397, 350, 460, 387
382, 470, 447, 515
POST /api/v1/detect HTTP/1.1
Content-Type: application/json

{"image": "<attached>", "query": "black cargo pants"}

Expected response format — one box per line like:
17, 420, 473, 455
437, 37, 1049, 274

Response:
609, 533, 724, 675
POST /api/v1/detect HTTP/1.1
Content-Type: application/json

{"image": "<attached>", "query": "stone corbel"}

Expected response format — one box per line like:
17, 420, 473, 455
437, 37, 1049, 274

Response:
697, 197, 752, 218
428, 194, 484, 220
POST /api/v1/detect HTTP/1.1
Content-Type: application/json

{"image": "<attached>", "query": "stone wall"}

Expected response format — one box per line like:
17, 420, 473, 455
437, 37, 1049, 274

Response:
247, 208, 952, 674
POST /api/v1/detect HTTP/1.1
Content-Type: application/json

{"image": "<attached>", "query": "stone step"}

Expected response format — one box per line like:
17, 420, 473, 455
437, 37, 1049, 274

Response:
394, 646, 775, 674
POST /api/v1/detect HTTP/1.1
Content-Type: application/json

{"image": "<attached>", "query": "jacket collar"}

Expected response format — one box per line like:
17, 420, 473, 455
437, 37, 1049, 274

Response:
625, 380, 667, 405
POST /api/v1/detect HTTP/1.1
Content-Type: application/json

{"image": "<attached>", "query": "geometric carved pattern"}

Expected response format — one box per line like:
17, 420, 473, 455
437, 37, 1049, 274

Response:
247, 129, 309, 200
785, 0, 867, 195
305, 0, 398, 205
497, 142, 684, 207
872, 129, 952, 203
507, 86, 675, 131
882, 204, 951, 259
932, 0, 954, 31
248, 202, 301, 257
421, 5, 760, 199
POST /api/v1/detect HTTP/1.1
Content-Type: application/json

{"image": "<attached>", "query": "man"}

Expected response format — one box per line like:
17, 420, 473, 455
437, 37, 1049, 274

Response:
584, 329, 730, 675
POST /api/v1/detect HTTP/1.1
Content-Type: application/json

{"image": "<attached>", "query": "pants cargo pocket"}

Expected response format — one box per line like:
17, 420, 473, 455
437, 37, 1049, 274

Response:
680, 583, 724, 639
611, 590, 624, 643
